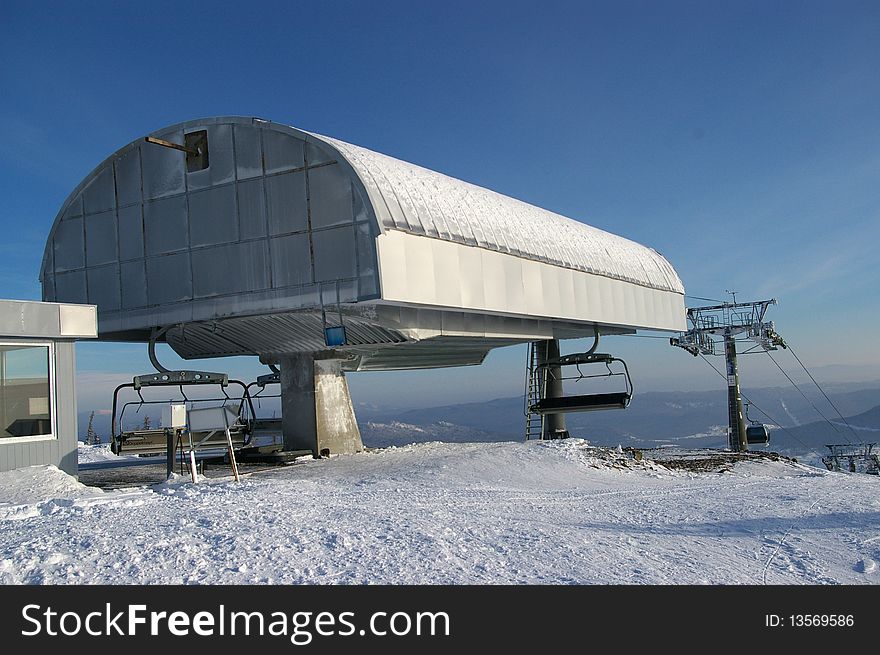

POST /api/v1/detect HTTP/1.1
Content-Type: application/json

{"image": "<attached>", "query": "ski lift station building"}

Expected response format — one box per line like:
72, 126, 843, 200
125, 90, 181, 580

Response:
41, 117, 686, 457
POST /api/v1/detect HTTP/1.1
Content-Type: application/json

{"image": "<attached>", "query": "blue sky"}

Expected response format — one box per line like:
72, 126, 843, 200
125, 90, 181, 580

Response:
1, 1, 878, 410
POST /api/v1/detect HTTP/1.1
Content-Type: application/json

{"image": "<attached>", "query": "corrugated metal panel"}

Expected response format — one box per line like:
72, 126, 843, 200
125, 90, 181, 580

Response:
166, 311, 408, 359
316, 133, 684, 294
40, 117, 684, 350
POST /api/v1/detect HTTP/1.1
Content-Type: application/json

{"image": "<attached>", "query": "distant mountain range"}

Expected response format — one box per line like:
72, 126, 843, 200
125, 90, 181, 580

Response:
770, 404, 880, 460
79, 380, 880, 466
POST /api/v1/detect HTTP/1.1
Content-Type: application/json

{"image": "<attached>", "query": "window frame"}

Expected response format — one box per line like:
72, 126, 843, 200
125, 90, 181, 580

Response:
0, 340, 57, 444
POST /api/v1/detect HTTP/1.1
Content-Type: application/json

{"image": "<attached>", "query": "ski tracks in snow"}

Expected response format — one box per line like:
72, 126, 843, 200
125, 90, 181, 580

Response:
1, 442, 878, 585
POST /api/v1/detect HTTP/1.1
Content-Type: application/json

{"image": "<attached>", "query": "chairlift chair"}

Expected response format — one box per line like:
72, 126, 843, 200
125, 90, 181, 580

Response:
110, 375, 254, 456
528, 352, 633, 415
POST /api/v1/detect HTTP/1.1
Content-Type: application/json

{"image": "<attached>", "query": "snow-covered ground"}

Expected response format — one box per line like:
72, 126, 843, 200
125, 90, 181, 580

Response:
1, 439, 878, 584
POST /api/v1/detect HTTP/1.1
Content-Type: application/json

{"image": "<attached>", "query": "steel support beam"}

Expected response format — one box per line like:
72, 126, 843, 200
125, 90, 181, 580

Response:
724, 331, 748, 452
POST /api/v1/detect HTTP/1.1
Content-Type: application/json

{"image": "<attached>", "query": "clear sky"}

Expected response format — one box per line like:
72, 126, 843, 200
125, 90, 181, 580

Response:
1, 1, 878, 411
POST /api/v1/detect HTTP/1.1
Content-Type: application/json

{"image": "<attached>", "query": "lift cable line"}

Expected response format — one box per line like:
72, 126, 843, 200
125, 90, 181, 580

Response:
764, 350, 850, 444
786, 343, 862, 442
741, 329, 860, 444
686, 294, 725, 303
696, 353, 813, 453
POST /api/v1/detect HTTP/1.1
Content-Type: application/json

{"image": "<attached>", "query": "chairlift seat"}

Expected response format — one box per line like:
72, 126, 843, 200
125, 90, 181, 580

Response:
530, 392, 631, 414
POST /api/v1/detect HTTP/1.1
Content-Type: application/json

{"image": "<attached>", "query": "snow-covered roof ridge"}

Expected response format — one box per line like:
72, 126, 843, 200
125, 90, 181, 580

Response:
314, 132, 685, 295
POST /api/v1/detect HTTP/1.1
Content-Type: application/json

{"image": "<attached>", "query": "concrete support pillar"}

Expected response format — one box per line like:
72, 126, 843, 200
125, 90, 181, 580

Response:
278, 353, 363, 457
536, 339, 568, 440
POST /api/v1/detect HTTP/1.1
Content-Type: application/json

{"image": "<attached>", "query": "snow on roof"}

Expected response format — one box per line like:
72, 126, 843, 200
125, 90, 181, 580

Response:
317, 133, 684, 294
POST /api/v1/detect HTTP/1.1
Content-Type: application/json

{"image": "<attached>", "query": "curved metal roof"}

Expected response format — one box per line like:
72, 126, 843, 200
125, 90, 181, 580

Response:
40, 117, 684, 360
315, 132, 684, 294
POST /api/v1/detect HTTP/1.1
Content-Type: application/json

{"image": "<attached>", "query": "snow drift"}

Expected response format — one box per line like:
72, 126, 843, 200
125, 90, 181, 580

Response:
0, 440, 878, 585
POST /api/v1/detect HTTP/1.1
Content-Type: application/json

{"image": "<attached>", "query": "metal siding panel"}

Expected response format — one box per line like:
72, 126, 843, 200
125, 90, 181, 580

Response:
188, 185, 237, 247
307, 141, 335, 167
62, 194, 83, 220
146, 253, 192, 305
308, 164, 355, 229
191, 241, 269, 297
502, 253, 525, 311
313, 227, 356, 283
59, 340, 77, 475
120, 260, 148, 309
53, 218, 84, 272
270, 233, 312, 288
480, 249, 505, 313
522, 259, 544, 317
317, 132, 684, 295
237, 179, 267, 240
375, 232, 407, 301
43, 273, 56, 302
234, 124, 263, 180
46, 245, 55, 289
82, 166, 116, 214
0, 300, 61, 336
353, 186, 370, 223
187, 123, 235, 190
404, 234, 436, 304
266, 171, 308, 235
142, 129, 186, 199
58, 352, 77, 474
572, 268, 589, 318
355, 221, 378, 297
84, 210, 117, 266
118, 204, 145, 260
86, 265, 121, 312
114, 146, 142, 207
263, 130, 305, 174
558, 267, 576, 316
54, 270, 88, 304
458, 243, 485, 309
431, 238, 461, 307
540, 264, 561, 318
144, 195, 188, 255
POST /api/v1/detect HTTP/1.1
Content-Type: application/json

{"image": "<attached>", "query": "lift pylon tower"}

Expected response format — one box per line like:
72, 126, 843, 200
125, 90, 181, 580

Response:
670, 298, 786, 452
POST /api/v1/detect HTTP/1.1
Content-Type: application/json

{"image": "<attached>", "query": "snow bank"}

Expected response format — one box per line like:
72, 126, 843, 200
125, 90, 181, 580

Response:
1, 441, 878, 585
77, 442, 138, 463
0, 465, 102, 507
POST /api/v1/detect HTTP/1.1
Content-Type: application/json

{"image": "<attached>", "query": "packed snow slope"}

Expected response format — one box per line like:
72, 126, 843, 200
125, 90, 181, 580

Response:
1, 440, 878, 584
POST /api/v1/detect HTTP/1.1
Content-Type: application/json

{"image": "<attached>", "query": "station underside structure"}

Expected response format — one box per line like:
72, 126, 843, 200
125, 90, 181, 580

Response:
42, 117, 686, 456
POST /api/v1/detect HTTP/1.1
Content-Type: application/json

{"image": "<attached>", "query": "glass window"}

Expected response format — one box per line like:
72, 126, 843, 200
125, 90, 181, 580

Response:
0, 344, 54, 440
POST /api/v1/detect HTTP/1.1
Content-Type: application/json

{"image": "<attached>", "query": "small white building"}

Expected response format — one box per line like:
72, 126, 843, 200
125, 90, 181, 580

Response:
0, 299, 96, 476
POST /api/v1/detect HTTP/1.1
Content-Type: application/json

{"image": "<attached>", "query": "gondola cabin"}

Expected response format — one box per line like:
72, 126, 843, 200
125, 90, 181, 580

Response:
746, 423, 770, 445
